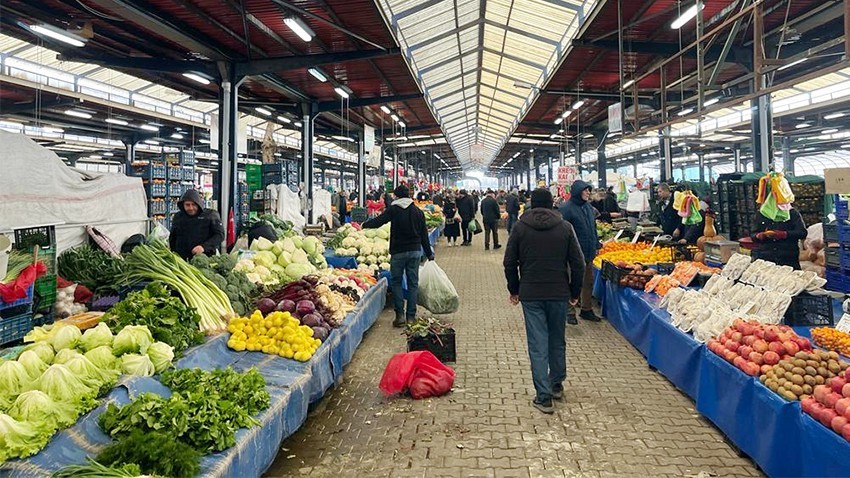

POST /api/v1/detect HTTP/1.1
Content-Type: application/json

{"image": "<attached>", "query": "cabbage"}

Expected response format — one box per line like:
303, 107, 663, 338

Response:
21, 342, 54, 364
285, 263, 315, 280
53, 348, 83, 364
0, 414, 54, 462
291, 236, 303, 249
250, 236, 274, 251
17, 350, 49, 379
277, 250, 292, 267
65, 355, 120, 386
363, 229, 377, 239
81, 323, 114, 352
120, 354, 156, 376
302, 236, 320, 255
8, 390, 79, 428
376, 228, 390, 240
291, 248, 309, 264
112, 325, 154, 356
47, 324, 82, 351
341, 237, 356, 248
253, 251, 277, 269
281, 237, 296, 253
146, 342, 175, 373
271, 242, 284, 257
0, 361, 30, 397
85, 345, 119, 370
35, 364, 95, 403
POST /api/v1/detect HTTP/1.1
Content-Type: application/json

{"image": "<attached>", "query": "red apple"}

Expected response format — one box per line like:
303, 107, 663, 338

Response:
753, 340, 769, 354
820, 409, 839, 428
763, 351, 781, 365
827, 392, 842, 409
793, 336, 812, 350
834, 416, 849, 434
734, 356, 748, 369
783, 341, 801, 356
815, 385, 831, 404
832, 377, 848, 395
843, 383, 850, 398
739, 345, 754, 358
802, 397, 818, 414
743, 335, 758, 346
750, 352, 764, 365
760, 364, 773, 375
842, 423, 850, 442
743, 362, 760, 376
724, 350, 738, 362
765, 328, 779, 342
836, 398, 850, 417
754, 329, 766, 339
769, 342, 785, 354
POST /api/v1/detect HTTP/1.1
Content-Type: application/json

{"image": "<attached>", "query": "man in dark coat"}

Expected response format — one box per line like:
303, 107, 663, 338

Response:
480, 189, 502, 250
169, 189, 225, 260
559, 180, 602, 323
337, 191, 348, 223
504, 188, 585, 414
655, 183, 682, 237
456, 189, 476, 246
505, 190, 520, 234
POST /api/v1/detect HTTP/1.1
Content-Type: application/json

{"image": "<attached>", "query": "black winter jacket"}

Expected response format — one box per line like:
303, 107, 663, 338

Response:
505, 194, 520, 215
504, 207, 586, 301
657, 198, 682, 236
751, 208, 807, 268
456, 195, 475, 221
363, 198, 434, 257
481, 196, 501, 224
169, 189, 225, 260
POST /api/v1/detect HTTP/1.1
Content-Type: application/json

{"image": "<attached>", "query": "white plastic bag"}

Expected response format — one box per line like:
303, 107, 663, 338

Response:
148, 221, 170, 243
417, 261, 459, 314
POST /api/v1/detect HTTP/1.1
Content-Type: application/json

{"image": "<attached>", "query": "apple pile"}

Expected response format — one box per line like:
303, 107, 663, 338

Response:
706, 319, 813, 377
801, 368, 850, 441
761, 351, 847, 401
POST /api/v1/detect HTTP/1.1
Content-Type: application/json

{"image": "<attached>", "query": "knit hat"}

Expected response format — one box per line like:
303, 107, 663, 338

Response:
394, 184, 410, 198
530, 188, 553, 209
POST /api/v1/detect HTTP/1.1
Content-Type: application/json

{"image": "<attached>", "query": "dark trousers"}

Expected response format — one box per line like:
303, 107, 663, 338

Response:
461, 219, 473, 243
521, 300, 568, 401
484, 221, 499, 248
507, 213, 518, 234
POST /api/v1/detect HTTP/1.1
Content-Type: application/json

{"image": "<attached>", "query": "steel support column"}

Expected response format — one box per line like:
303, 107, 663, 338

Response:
301, 105, 316, 222
218, 71, 243, 243
357, 135, 367, 206
734, 146, 742, 172
698, 154, 705, 182
123, 140, 136, 173
751, 95, 772, 173
598, 149, 607, 189
782, 136, 794, 175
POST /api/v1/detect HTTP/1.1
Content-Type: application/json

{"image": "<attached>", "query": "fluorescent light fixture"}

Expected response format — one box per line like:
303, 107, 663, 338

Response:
678, 108, 694, 116
824, 129, 839, 134
65, 109, 92, 119
583, 133, 595, 139
572, 100, 585, 110
381, 105, 391, 114
144, 139, 159, 145
554, 117, 563, 125
671, 3, 704, 29
398, 121, 406, 128
171, 133, 184, 139
103, 152, 114, 157
334, 86, 351, 99
308, 67, 328, 82
89, 155, 102, 160
28, 23, 86, 47
795, 123, 810, 129
790, 148, 800, 153
703, 97, 720, 107
390, 114, 401, 123
561, 110, 572, 119
42, 126, 64, 133
104, 118, 128, 126
826, 112, 845, 120
842, 144, 850, 149
255, 107, 272, 116
199, 139, 211, 144
622, 79, 635, 89
277, 115, 291, 124
140, 124, 159, 131
294, 121, 302, 127
512, 152, 520, 158
182, 72, 211, 85
778, 57, 808, 71
284, 16, 314, 42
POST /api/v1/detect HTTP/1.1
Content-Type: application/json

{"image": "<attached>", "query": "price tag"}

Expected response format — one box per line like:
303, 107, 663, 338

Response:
738, 301, 758, 315
649, 235, 661, 251
836, 314, 850, 333
631, 231, 642, 244
612, 229, 624, 242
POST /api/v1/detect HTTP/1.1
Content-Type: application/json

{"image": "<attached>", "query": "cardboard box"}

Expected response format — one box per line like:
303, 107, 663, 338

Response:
825, 168, 850, 194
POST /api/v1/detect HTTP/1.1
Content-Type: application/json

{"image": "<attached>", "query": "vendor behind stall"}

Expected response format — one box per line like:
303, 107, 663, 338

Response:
654, 183, 683, 237
751, 206, 807, 269
591, 188, 621, 223
169, 189, 225, 260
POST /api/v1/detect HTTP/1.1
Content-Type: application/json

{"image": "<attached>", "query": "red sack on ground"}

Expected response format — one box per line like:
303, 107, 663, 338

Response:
379, 351, 455, 399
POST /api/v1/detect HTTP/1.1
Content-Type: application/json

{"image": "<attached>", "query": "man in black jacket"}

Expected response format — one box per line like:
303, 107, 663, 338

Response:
655, 183, 682, 237
456, 189, 476, 246
505, 190, 520, 234
504, 188, 585, 414
363, 184, 435, 326
169, 189, 225, 260
480, 189, 502, 250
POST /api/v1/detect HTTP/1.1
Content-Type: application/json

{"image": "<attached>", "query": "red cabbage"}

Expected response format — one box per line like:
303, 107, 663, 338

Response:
257, 298, 277, 315
311, 327, 328, 341
276, 299, 296, 313
296, 300, 315, 316
301, 314, 322, 327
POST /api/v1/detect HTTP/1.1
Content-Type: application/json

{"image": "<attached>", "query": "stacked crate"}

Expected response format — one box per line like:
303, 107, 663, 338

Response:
825, 195, 850, 293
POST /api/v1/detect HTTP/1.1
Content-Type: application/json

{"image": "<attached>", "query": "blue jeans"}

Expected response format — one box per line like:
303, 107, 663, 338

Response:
521, 300, 568, 401
507, 213, 518, 234
390, 250, 422, 317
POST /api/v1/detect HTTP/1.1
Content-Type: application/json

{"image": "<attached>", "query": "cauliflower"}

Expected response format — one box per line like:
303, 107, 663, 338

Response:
341, 236, 357, 248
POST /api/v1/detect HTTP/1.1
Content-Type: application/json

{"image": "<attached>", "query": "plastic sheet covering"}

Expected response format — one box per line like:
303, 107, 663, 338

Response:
268, 184, 306, 231
323, 248, 358, 269
0, 132, 148, 254
311, 188, 332, 225
1, 278, 387, 477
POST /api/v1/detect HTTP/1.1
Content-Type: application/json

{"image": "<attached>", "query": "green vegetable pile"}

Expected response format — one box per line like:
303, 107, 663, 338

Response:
190, 254, 258, 316
52, 457, 142, 478
3, 250, 33, 283
98, 367, 270, 476
247, 214, 296, 239
58, 245, 126, 295
104, 282, 204, 354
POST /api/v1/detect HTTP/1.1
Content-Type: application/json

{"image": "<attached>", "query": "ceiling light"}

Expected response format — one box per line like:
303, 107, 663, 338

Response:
104, 118, 128, 126
294, 121, 302, 127
554, 117, 563, 125
795, 123, 810, 129
42, 126, 64, 134
703, 97, 720, 107
28, 23, 86, 47
199, 139, 211, 144
671, 3, 704, 29
308, 67, 328, 82
842, 144, 850, 149
790, 148, 800, 153
274, 152, 282, 157
778, 57, 808, 71
277, 115, 291, 124
622, 79, 635, 89
390, 113, 400, 122
284, 16, 314, 42
583, 133, 595, 139
103, 152, 114, 157
89, 155, 102, 160
678, 108, 694, 116
255, 107, 272, 116
65, 109, 92, 119
334, 86, 351, 99
398, 121, 406, 128
182, 72, 211, 85
572, 100, 585, 110
826, 112, 845, 120
381, 105, 391, 114
144, 139, 159, 145
171, 133, 184, 139
561, 110, 572, 119
140, 124, 159, 132
824, 129, 839, 134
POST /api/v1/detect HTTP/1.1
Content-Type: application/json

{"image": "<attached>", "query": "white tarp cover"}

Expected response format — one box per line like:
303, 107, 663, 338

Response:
311, 189, 332, 225
267, 184, 306, 231
0, 131, 148, 253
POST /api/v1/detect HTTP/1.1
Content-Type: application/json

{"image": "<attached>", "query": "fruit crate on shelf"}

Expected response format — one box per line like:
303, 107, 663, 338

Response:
826, 269, 850, 293
0, 312, 33, 346
0, 285, 33, 316
407, 329, 456, 363
655, 242, 698, 262
784, 292, 836, 327
601, 260, 658, 289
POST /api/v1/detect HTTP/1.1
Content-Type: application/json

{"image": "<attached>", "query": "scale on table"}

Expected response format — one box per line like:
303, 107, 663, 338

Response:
704, 240, 740, 264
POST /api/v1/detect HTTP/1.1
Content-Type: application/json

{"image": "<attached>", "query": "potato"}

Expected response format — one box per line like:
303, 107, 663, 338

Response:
791, 375, 805, 386
794, 359, 808, 368
805, 366, 818, 376
792, 367, 806, 376
782, 390, 798, 401
816, 375, 826, 385
818, 367, 830, 377
803, 384, 814, 395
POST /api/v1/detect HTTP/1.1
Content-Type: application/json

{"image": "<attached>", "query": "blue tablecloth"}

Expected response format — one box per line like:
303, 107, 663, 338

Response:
2, 279, 388, 477
597, 275, 850, 477
428, 227, 440, 248
323, 248, 358, 269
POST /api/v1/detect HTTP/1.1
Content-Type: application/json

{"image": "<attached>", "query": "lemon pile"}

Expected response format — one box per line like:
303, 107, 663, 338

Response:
227, 310, 321, 362
593, 248, 674, 268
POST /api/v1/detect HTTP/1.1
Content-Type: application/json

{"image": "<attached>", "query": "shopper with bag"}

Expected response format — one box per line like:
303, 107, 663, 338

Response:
442, 195, 461, 247
480, 189, 502, 251
456, 189, 476, 246
504, 188, 585, 414
363, 184, 435, 327
559, 180, 603, 324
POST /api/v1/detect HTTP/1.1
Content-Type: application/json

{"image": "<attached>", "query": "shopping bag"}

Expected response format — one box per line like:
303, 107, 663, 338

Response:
417, 261, 460, 314
771, 173, 795, 204
759, 191, 789, 222
471, 219, 483, 235
379, 351, 455, 399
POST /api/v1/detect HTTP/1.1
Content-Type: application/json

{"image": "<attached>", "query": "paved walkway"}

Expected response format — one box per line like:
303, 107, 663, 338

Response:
265, 232, 764, 478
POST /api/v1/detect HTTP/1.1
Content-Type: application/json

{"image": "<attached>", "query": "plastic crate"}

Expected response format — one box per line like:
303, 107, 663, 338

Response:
35, 245, 56, 276
0, 312, 33, 346
262, 173, 284, 185
14, 225, 55, 251
601, 260, 657, 289
826, 268, 850, 293
34, 275, 57, 310
33, 308, 54, 327
407, 329, 456, 363
0, 285, 33, 314
784, 292, 836, 327
262, 163, 286, 175
826, 247, 841, 269
836, 195, 849, 219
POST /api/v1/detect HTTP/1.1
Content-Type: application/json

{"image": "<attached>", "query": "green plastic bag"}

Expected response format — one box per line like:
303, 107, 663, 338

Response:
468, 219, 479, 233
759, 190, 790, 222
684, 200, 703, 226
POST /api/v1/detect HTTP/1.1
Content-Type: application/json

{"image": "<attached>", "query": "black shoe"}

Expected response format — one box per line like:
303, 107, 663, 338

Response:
567, 315, 578, 325
580, 309, 602, 322
392, 312, 405, 327
532, 398, 555, 414
485, 245, 490, 251
552, 384, 564, 400
494, 244, 502, 250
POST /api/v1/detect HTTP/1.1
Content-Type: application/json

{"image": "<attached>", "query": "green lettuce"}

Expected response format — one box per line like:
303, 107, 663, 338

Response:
53, 348, 83, 365
146, 342, 174, 373
8, 390, 79, 428
47, 324, 82, 351
21, 342, 55, 364
112, 325, 154, 356
17, 350, 49, 379
34, 364, 96, 405
120, 354, 155, 376
65, 355, 120, 386
0, 414, 54, 464
0, 360, 30, 397
85, 345, 119, 370
81, 323, 114, 352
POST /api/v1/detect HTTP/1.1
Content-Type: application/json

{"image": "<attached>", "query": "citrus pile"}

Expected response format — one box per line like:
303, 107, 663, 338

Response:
598, 241, 646, 255
227, 310, 322, 362
593, 247, 673, 268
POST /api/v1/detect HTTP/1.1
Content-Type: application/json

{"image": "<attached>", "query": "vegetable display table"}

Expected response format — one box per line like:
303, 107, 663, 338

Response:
323, 248, 358, 269
1, 279, 387, 477
597, 275, 850, 477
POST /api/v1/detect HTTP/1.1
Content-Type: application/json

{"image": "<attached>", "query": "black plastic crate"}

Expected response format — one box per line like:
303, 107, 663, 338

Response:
0, 284, 33, 315
33, 308, 54, 327
262, 163, 287, 175
408, 329, 456, 363
784, 292, 836, 327
14, 225, 55, 251
601, 260, 657, 289
0, 312, 33, 346
263, 173, 284, 185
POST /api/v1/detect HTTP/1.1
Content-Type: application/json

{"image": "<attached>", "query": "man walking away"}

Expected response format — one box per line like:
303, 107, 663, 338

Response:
481, 189, 502, 251
504, 188, 585, 413
363, 185, 434, 327
456, 189, 475, 246
337, 190, 348, 223
505, 190, 520, 234
559, 180, 603, 324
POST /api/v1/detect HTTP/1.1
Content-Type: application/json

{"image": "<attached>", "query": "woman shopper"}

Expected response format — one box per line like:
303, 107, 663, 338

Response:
442, 195, 461, 247
456, 189, 475, 246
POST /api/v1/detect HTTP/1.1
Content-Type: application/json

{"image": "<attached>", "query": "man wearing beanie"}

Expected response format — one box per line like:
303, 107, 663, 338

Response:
364, 184, 435, 327
504, 188, 585, 413
559, 180, 603, 323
